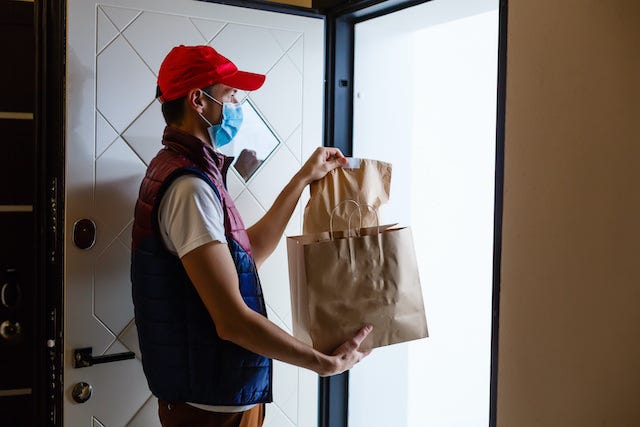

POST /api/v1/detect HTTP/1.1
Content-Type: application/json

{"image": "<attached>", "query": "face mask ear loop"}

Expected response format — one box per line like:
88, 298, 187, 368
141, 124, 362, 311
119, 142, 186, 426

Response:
197, 90, 217, 128
200, 89, 223, 106
198, 111, 214, 128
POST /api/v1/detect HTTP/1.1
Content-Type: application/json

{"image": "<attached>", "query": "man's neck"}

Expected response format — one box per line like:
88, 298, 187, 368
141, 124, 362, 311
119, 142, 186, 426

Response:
173, 118, 213, 147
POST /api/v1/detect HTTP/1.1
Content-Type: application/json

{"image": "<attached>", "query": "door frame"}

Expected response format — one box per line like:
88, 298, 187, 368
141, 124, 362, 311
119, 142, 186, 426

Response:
322, 0, 508, 426
35, 0, 66, 425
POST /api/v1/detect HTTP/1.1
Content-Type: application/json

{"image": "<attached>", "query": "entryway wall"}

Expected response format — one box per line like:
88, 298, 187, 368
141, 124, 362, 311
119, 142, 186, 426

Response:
498, 1, 640, 426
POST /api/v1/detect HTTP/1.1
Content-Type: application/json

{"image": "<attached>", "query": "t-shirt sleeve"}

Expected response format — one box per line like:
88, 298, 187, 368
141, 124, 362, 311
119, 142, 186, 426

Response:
157, 175, 227, 258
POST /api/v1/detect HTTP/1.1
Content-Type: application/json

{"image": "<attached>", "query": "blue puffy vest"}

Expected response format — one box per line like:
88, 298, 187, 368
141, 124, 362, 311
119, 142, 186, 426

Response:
131, 126, 272, 405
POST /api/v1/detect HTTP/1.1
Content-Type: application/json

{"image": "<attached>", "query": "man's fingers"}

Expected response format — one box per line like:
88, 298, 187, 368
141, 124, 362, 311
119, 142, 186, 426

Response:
321, 147, 347, 164
352, 324, 373, 348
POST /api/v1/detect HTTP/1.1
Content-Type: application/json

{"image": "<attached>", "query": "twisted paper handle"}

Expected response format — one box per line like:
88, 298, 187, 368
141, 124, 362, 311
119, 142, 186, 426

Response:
329, 200, 380, 240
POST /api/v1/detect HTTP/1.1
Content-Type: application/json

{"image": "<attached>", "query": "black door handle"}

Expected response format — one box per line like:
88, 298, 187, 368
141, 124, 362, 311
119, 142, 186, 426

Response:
73, 347, 135, 368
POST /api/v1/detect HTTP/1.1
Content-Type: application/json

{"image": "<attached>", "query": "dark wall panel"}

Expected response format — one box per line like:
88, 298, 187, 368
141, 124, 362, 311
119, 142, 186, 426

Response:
0, 213, 35, 390
0, 2, 35, 113
0, 395, 33, 426
0, 120, 35, 205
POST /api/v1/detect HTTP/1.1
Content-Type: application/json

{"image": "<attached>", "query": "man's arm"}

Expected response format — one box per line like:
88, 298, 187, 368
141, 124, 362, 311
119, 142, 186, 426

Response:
181, 240, 371, 376
247, 147, 346, 268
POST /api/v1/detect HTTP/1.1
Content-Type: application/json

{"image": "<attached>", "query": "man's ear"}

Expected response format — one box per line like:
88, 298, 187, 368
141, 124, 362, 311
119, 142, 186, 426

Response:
186, 88, 206, 114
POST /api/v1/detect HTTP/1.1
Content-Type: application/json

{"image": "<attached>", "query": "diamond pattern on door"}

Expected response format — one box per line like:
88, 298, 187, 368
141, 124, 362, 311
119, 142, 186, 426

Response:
97, 35, 156, 133
100, 5, 141, 32
250, 53, 303, 142
94, 138, 147, 250
126, 396, 160, 427
234, 188, 267, 228
94, 240, 134, 337
248, 144, 300, 209
118, 320, 141, 360
90, 342, 152, 426
270, 29, 301, 53
227, 168, 247, 200
122, 12, 208, 74
285, 125, 303, 162
121, 99, 164, 166
96, 111, 119, 159
97, 8, 118, 54
191, 17, 227, 44
211, 23, 287, 75
288, 37, 304, 74
273, 360, 299, 423
264, 403, 296, 427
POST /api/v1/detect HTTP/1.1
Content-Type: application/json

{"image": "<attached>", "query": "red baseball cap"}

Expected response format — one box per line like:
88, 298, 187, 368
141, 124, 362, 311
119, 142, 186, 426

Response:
157, 45, 266, 102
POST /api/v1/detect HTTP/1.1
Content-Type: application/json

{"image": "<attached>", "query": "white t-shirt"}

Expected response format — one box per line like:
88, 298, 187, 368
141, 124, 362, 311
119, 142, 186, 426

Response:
158, 175, 227, 256
158, 175, 255, 413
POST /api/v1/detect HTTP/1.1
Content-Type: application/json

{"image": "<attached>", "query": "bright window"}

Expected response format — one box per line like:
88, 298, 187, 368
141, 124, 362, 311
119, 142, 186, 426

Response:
349, 1, 499, 425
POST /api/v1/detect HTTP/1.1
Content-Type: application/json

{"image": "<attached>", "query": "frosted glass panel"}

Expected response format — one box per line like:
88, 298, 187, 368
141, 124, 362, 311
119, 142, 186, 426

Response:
349, 1, 499, 426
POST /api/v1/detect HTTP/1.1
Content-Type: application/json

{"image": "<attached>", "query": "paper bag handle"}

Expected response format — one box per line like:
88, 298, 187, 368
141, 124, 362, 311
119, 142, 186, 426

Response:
329, 200, 380, 240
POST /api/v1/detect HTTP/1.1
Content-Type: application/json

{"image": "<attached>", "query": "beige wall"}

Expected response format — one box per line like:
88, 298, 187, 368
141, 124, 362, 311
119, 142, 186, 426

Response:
271, 0, 312, 8
498, 1, 640, 426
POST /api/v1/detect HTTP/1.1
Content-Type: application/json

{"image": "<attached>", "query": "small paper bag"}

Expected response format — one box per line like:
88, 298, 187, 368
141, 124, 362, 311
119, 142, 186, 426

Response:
303, 158, 392, 234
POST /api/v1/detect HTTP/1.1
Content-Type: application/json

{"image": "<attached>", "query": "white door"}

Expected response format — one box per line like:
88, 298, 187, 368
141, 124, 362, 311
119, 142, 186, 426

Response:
65, 1, 323, 426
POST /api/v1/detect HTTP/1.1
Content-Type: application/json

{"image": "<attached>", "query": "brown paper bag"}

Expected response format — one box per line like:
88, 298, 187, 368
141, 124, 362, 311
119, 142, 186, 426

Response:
286, 225, 428, 353
303, 158, 392, 234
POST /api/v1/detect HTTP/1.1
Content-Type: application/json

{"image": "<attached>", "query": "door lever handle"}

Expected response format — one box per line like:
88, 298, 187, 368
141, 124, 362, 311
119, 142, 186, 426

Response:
73, 347, 135, 368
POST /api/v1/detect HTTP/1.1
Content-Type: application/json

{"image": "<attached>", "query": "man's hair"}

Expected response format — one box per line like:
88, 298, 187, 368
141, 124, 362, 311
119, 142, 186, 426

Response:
157, 85, 215, 126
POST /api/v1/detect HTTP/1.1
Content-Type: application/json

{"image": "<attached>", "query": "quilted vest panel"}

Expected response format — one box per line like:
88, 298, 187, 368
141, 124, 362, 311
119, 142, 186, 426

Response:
131, 127, 272, 405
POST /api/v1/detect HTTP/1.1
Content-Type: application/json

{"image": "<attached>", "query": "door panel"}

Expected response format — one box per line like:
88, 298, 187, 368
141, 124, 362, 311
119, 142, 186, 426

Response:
65, 1, 323, 425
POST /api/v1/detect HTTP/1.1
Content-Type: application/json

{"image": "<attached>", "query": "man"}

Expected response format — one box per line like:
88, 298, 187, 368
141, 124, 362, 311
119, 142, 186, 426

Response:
131, 45, 372, 427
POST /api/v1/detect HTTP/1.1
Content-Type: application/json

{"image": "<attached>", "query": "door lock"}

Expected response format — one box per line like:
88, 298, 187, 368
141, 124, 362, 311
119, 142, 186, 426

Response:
73, 219, 96, 250
0, 319, 22, 342
71, 382, 92, 403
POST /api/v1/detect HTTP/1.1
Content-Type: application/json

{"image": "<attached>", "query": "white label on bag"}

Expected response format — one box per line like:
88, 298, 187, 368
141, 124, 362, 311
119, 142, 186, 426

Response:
345, 157, 361, 169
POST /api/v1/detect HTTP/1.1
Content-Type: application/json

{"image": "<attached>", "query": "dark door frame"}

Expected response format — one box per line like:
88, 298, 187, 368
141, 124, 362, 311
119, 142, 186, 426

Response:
37, 0, 508, 426
35, 0, 66, 426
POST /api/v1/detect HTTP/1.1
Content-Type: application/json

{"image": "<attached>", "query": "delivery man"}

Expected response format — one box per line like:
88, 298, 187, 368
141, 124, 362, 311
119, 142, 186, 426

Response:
131, 45, 372, 427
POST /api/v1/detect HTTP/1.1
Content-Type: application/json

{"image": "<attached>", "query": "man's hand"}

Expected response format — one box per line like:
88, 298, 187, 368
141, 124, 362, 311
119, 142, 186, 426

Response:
318, 325, 373, 377
297, 147, 347, 186
234, 148, 262, 180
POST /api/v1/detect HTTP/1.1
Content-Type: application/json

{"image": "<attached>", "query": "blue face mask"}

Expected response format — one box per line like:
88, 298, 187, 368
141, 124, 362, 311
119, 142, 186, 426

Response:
199, 91, 243, 148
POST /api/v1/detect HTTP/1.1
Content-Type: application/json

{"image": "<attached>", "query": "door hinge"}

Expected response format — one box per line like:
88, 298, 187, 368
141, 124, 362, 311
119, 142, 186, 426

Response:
47, 308, 60, 426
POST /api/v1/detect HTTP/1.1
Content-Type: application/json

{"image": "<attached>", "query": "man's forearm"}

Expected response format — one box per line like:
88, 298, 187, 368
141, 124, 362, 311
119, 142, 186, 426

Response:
220, 305, 335, 376
247, 171, 308, 266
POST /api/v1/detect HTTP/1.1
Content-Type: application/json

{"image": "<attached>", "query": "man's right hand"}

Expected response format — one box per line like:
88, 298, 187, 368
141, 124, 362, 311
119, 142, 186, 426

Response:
318, 325, 373, 377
